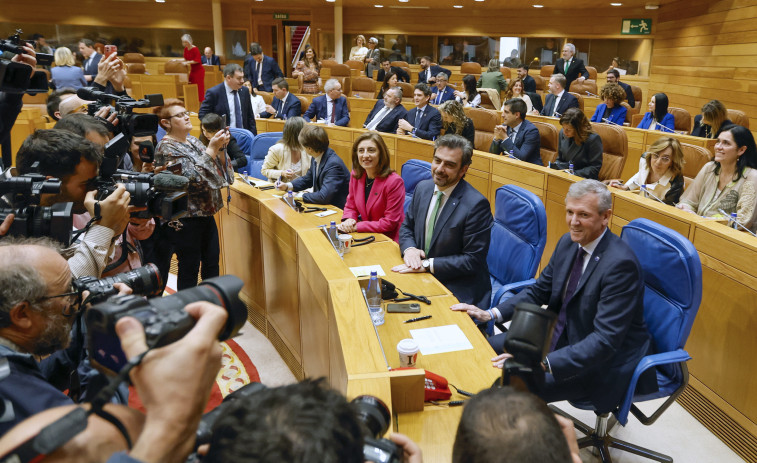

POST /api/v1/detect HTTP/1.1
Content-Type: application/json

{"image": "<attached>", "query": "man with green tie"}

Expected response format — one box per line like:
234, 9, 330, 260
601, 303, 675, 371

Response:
553, 43, 589, 92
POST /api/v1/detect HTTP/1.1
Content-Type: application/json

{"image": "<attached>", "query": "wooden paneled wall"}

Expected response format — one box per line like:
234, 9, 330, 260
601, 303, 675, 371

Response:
650, 0, 757, 131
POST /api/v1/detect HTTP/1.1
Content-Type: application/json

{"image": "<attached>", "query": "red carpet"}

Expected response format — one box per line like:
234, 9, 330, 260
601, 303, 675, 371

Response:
129, 338, 261, 413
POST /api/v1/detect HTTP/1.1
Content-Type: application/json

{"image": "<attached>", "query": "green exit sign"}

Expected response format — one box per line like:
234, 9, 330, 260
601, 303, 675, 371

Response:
622, 18, 652, 35
273, 13, 289, 20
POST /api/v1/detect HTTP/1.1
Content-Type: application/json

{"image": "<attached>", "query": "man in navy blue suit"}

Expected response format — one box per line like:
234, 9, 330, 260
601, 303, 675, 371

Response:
199, 63, 257, 134
303, 79, 350, 127
540, 75, 579, 118
430, 73, 455, 105
397, 83, 442, 141
417, 56, 451, 85
201, 47, 221, 68
607, 69, 635, 109
516, 64, 537, 93
78, 39, 101, 86
244, 43, 284, 92
394, 134, 493, 309
363, 87, 408, 134
490, 98, 542, 166
453, 180, 657, 413
260, 77, 301, 120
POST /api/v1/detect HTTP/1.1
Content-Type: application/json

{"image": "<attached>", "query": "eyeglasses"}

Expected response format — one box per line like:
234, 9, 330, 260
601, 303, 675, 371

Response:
39, 289, 81, 317
651, 153, 671, 162
169, 111, 190, 119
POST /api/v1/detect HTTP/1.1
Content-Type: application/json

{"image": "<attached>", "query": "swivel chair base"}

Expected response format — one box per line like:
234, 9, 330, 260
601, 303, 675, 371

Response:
550, 406, 673, 463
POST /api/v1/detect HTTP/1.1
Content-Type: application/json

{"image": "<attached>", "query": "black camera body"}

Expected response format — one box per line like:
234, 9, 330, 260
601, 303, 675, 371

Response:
352, 395, 403, 463
77, 87, 162, 140
86, 275, 246, 375
73, 263, 163, 306
0, 29, 51, 94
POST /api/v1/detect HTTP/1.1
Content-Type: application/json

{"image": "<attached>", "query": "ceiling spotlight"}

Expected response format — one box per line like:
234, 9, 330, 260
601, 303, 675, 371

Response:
645, 2, 659, 8
611, 2, 622, 4
533, 4, 544, 7
399, 0, 409, 2
453, 4, 463, 7
375, 3, 384, 6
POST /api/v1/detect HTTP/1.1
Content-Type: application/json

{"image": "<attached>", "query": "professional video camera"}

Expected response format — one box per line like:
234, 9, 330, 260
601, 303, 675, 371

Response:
353, 395, 403, 463
73, 263, 163, 306
93, 133, 188, 220
0, 166, 73, 245
86, 275, 246, 375
0, 29, 51, 94
494, 302, 557, 393
76, 87, 162, 140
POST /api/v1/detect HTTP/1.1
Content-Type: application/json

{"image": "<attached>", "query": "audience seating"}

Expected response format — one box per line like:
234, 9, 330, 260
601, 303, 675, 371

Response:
461, 62, 482, 76
125, 63, 146, 74
554, 218, 702, 463
570, 92, 585, 111
258, 91, 273, 105
164, 60, 189, 74
569, 79, 598, 96
320, 59, 338, 69
630, 113, 645, 128
540, 65, 555, 77
327, 64, 352, 96
390, 61, 411, 78
295, 95, 310, 115
122, 53, 145, 63
622, 102, 638, 124
586, 66, 598, 80
630, 86, 643, 111
532, 74, 546, 92
727, 109, 750, 129
345, 60, 364, 72
351, 76, 377, 99
668, 107, 693, 132
680, 143, 713, 188
499, 67, 512, 80
229, 128, 255, 173
592, 122, 628, 181
400, 159, 432, 213
476, 89, 498, 110
246, 132, 283, 180
464, 107, 499, 152
397, 82, 415, 101
532, 121, 559, 165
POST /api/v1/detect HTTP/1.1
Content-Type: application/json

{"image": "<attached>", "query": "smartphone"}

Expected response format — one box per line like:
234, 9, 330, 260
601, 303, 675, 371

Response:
386, 303, 421, 314
104, 45, 118, 57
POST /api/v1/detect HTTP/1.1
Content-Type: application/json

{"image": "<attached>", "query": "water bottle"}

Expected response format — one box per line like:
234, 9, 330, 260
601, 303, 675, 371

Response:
285, 190, 296, 209
569, 162, 575, 175
730, 212, 739, 230
366, 271, 384, 326
328, 221, 338, 243
508, 149, 515, 159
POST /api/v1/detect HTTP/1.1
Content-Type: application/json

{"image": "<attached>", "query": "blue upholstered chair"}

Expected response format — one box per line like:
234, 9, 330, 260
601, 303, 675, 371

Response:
554, 218, 702, 463
229, 128, 255, 173
400, 159, 432, 214
245, 132, 282, 180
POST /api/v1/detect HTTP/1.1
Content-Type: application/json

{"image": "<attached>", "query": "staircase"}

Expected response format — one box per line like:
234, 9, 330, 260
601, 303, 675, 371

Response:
291, 26, 309, 62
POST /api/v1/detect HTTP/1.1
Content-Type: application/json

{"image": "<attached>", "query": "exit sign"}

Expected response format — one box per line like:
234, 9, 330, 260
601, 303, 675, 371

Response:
621, 18, 652, 35
273, 13, 289, 20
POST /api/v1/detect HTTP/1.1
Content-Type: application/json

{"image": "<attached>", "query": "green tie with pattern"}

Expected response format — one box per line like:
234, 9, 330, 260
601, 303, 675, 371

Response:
564, 60, 570, 74
425, 191, 444, 254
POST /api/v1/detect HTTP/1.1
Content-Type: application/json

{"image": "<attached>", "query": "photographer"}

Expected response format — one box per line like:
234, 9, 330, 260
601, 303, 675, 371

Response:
15, 129, 132, 278
92, 52, 127, 96
0, 43, 36, 170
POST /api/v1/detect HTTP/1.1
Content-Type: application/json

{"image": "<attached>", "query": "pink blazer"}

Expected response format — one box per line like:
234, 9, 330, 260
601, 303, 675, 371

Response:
342, 171, 406, 241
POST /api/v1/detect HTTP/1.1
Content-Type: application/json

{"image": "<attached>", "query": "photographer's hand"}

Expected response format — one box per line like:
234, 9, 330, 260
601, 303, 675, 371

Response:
206, 130, 230, 159
112, 282, 134, 296
11, 43, 36, 68
389, 433, 423, 463
86, 185, 131, 234
95, 52, 119, 88
116, 301, 226, 463
0, 214, 14, 236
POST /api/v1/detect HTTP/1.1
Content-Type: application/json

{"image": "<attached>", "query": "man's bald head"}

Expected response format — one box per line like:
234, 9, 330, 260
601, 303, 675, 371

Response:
58, 96, 92, 117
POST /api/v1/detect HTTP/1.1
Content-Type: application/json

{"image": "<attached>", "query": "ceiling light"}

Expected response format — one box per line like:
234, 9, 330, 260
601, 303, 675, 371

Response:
533, 4, 544, 7
611, 2, 622, 5
375, 3, 384, 6
475, 0, 485, 2
326, 0, 335, 2
645, 2, 659, 8
399, 0, 409, 2
155, 0, 165, 3
453, 4, 463, 7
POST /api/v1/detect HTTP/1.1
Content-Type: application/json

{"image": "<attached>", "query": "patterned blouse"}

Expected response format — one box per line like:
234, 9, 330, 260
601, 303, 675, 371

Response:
155, 135, 234, 217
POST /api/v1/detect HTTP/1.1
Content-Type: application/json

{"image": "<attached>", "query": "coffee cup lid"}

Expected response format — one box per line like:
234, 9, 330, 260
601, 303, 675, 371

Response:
338, 234, 352, 240
397, 338, 419, 354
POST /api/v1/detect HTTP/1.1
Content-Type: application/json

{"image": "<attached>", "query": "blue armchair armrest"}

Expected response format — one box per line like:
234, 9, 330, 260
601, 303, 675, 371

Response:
490, 278, 535, 309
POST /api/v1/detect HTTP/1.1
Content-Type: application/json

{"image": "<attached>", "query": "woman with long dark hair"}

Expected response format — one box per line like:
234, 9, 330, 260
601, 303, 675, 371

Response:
636, 93, 675, 132
552, 108, 603, 179
454, 74, 481, 107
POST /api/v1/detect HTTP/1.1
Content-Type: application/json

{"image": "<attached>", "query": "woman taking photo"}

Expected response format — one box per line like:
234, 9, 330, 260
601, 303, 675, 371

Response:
377, 71, 398, 99
503, 77, 534, 114
678, 124, 757, 230
552, 108, 603, 179
261, 117, 311, 182
439, 100, 475, 147
606, 136, 685, 205
199, 113, 248, 171
293, 45, 321, 94
454, 74, 481, 108
691, 100, 731, 139
181, 34, 205, 102
338, 132, 406, 241
50, 47, 86, 90
154, 98, 233, 290
590, 83, 628, 126
636, 93, 675, 132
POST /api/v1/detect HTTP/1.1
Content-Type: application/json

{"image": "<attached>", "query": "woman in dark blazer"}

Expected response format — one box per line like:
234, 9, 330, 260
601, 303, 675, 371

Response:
691, 99, 731, 139
553, 108, 603, 179
338, 132, 406, 241
438, 100, 475, 148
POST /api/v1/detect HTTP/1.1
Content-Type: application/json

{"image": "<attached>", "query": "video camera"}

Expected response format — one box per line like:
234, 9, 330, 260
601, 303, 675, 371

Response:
73, 263, 163, 306
0, 166, 73, 246
0, 29, 51, 94
76, 87, 162, 140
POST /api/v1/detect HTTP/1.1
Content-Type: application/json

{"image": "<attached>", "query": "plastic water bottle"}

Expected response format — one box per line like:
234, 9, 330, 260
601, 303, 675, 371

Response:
285, 190, 296, 209
366, 271, 384, 326
328, 221, 338, 243
730, 212, 739, 230
569, 162, 575, 175
508, 149, 516, 159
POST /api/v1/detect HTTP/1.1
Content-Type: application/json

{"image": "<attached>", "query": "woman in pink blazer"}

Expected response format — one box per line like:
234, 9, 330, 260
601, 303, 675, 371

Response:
338, 132, 406, 241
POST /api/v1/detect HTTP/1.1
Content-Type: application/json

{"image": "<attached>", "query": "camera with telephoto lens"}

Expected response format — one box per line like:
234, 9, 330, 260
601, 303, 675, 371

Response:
86, 275, 246, 375
0, 166, 73, 246
352, 395, 403, 463
73, 263, 163, 306
494, 302, 557, 393
76, 87, 163, 140
0, 29, 52, 94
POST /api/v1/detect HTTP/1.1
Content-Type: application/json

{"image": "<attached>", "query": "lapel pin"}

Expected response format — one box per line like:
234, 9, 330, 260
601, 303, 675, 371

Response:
594, 256, 600, 262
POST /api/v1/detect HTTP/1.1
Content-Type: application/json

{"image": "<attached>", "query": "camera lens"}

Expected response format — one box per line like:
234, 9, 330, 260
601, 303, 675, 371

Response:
351, 395, 391, 439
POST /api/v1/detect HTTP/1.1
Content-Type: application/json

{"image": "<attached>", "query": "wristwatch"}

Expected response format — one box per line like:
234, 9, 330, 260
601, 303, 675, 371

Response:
421, 259, 430, 271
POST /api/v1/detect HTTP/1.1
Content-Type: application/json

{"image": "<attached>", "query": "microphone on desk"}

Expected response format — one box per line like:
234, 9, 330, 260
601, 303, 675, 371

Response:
601, 117, 622, 126
585, 91, 599, 98
655, 122, 675, 133
717, 209, 757, 238
640, 185, 667, 204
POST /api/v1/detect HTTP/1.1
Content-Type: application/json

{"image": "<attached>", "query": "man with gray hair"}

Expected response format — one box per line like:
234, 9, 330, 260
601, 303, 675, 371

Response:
452, 179, 657, 413
303, 78, 350, 127
199, 63, 257, 134
244, 42, 283, 92
363, 87, 407, 133
363, 37, 382, 79
553, 42, 589, 92
430, 72, 455, 105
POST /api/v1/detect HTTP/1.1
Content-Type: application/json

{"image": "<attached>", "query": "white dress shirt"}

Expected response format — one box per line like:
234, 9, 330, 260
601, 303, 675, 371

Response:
224, 82, 241, 128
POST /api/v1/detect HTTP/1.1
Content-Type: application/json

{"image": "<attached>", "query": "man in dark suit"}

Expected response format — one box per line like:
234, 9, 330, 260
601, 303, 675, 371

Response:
541, 75, 579, 118
244, 42, 284, 92
397, 83, 442, 141
377, 59, 410, 83
201, 47, 221, 67
363, 87, 408, 134
417, 56, 451, 85
260, 77, 301, 120
490, 98, 542, 166
516, 64, 537, 93
78, 39, 101, 85
303, 78, 350, 127
199, 63, 257, 134
453, 180, 657, 414
607, 69, 635, 108
393, 134, 493, 309
276, 125, 349, 209
553, 43, 589, 92
430, 73, 455, 105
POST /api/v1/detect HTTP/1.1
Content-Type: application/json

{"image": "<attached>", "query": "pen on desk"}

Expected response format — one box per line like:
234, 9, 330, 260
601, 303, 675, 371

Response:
404, 315, 432, 324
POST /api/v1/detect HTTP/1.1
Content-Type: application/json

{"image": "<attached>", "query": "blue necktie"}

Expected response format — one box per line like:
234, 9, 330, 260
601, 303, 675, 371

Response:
414, 108, 422, 129
232, 90, 243, 128
551, 247, 586, 351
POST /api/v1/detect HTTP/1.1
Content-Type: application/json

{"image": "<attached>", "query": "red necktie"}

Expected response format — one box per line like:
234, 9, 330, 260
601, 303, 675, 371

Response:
330, 99, 336, 123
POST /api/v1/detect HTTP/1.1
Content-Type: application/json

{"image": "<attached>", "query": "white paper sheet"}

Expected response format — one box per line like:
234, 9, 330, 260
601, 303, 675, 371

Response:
349, 265, 385, 278
409, 324, 474, 355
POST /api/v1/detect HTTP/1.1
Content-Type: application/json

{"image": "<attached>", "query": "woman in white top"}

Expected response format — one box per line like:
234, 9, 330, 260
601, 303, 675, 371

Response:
454, 74, 481, 108
260, 117, 312, 182
244, 81, 267, 118
349, 35, 368, 62
503, 77, 534, 115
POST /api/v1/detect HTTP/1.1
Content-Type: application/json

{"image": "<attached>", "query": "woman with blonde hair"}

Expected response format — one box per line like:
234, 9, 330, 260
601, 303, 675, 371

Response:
691, 99, 731, 139
181, 33, 205, 102
50, 47, 86, 90
349, 35, 368, 62
439, 100, 475, 147
261, 117, 312, 182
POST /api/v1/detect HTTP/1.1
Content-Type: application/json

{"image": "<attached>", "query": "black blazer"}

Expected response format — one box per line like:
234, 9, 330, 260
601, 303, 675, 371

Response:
403, 105, 442, 140
691, 114, 732, 138
377, 66, 410, 83
290, 148, 350, 209
244, 55, 284, 92
260, 93, 301, 120
618, 81, 635, 108
555, 131, 603, 179
399, 179, 493, 309
446, 118, 476, 148
363, 99, 408, 134
199, 83, 258, 135
541, 92, 579, 118
497, 231, 657, 413
522, 75, 537, 94
554, 57, 590, 91
418, 65, 451, 84
489, 118, 542, 166
83, 52, 102, 85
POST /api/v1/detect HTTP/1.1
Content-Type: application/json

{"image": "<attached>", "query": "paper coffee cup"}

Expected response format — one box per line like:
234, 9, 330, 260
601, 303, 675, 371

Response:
397, 338, 420, 367
338, 234, 353, 253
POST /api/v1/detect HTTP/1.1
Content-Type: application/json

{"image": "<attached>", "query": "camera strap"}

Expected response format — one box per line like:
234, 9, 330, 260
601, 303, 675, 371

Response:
70, 205, 103, 243
102, 230, 130, 274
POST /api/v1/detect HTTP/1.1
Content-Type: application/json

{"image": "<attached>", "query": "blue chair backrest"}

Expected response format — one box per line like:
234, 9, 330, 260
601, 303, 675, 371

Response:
247, 132, 283, 180
620, 218, 702, 356
229, 128, 255, 173
156, 125, 166, 143
487, 185, 547, 287
400, 159, 432, 213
